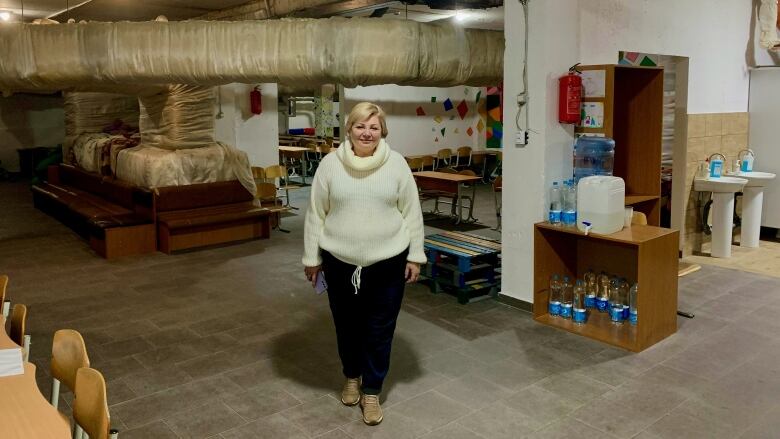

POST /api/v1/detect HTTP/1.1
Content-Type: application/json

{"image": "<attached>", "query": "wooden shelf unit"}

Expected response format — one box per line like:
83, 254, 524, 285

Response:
533, 222, 679, 352
576, 65, 664, 226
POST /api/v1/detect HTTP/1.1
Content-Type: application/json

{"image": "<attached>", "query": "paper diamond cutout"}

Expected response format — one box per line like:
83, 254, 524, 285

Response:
625, 51, 639, 62
476, 119, 485, 132
487, 86, 499, 95
488, 107, 501, 122
443, 98, 454, 111
640, 55, 657, 66
475, 90, 482, 104
440, 127, 446, 136
434, 115, 443, 123
467, 127, 474, 136
457, 100, 468, 119
435, 137, 439, 142
416, 106, 425, 116
431, 97, 436, 103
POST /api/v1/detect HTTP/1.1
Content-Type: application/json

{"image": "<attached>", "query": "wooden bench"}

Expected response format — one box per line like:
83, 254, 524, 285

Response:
154, 181, 271, 253
32, 164, 156, 259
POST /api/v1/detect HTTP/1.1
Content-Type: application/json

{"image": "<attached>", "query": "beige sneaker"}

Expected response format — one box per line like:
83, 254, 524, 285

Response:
360, 394, 383, 425
341, 378, 361, 406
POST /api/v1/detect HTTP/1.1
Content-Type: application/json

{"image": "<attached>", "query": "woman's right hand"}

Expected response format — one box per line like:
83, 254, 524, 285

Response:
304, 265, 322, 287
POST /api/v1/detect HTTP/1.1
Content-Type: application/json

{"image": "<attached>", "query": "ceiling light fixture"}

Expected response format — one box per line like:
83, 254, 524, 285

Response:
0, 11, 11, 21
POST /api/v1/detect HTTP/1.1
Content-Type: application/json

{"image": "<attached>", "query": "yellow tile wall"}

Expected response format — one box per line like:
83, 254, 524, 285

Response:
682, 112, 750, 256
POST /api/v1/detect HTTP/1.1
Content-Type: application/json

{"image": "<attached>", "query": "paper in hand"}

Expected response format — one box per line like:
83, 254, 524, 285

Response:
314, 271, 328, 295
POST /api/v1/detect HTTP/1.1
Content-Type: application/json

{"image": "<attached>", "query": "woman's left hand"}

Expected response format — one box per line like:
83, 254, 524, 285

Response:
405, 262, 421, 283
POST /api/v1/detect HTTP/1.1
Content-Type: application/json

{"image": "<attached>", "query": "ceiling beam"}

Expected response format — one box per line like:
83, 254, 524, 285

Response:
291, 0, 397, 18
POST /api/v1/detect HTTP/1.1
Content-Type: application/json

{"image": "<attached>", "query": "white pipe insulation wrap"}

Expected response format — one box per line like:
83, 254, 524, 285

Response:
0, 18, 503, 92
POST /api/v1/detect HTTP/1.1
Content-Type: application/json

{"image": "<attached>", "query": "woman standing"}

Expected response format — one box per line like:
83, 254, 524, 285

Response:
302, 102, 425, 425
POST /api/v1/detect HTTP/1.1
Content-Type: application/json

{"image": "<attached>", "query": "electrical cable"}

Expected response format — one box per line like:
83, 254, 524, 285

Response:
516, 0, 534, 137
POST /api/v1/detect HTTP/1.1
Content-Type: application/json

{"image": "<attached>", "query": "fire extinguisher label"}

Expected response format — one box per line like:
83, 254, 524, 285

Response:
567, 85, 581, 114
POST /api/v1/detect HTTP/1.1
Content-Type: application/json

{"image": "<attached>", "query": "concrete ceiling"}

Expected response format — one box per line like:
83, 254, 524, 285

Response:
0, 0, 502, 28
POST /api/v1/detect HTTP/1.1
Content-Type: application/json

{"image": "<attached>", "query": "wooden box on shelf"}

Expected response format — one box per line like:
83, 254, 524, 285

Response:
533, 222, 679, 352
576, 64, 664, 226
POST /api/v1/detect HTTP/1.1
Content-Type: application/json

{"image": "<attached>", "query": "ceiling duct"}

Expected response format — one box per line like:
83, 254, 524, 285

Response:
0, 17, 503, 93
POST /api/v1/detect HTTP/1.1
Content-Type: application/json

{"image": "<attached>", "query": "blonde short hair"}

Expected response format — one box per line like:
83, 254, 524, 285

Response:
345, 102, 388, 138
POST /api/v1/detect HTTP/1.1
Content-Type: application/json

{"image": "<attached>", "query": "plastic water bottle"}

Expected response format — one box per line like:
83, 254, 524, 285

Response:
596, 272, 610, 312
548, 274, 562, 316
573, 280, 587, 324
584, 269, 597, 309
629, 283, 638, 325
549, 182, 562, 225
560, 276, 573, 319
609, 278, 624, 324
562, 180, 577, 227
619, 278, 630, 320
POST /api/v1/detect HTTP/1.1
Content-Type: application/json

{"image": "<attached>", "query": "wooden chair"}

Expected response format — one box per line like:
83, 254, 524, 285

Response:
631, 211, 648, 226
251, 166, 265, 182
264, 165, 301, 209
421, 155, 436, 171
0, 274, 8, 319
454, 146, 472, 169
73, 368, 119, 439
436, 148, 452, 169
454, 169, 478, 221
493, 176, 502, 231
407, 157, 424, 172
471, 153, 486, 179
50, 329, 90, 411
256, 182, 291, 233
9, 303, 30, 362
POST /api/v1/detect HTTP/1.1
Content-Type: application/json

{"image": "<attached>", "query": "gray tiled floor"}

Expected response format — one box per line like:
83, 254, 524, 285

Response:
2, 180, 780, 438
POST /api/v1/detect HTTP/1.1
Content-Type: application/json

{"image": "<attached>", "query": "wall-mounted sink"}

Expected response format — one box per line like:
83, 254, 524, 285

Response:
694, 176, 748, 193
728, 171, 777, 188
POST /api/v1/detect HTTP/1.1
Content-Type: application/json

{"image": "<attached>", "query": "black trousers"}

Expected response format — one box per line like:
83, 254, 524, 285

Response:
321, 249, 408, 395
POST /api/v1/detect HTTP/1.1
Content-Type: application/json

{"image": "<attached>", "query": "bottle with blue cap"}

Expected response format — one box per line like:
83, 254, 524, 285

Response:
596, 272, 610, 312
629, 283, 638, 325
608, 278, 624, 324
560, 276, 573, 319
549, 182, 562, 224
583, 269, 597, 308
573, 280, 587, 324
548, 274, 562, 316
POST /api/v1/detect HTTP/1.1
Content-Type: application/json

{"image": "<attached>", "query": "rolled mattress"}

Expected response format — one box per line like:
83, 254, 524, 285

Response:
114, 142, 256, 195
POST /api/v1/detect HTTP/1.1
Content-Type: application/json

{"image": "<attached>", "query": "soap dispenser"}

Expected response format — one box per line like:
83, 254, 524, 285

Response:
709, 153, 725, 178
739, 149, 755, 172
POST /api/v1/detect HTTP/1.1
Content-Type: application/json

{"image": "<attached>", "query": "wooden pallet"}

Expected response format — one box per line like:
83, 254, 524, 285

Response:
423, 231, 501, 304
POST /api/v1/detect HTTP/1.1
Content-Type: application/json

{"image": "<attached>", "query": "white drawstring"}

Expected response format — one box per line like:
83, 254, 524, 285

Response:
351, 266, 363, 294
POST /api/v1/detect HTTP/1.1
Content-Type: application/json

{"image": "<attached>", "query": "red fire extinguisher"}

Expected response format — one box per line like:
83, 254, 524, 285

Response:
558, 64, 582, 124
250, 86, 262, 115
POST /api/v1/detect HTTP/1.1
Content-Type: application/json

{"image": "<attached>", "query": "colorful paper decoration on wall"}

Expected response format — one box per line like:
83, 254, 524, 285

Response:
416, 106, 425, 116
440, 128, 446, 136
618, 51, 659, 67
435, 137, 439, 142
475, 90, 482, 104
476, 119, 485, 133
443, 98, 454, 111
431, 97, 436, 103
467, 127, 474, 136
486, 87, 503, 148
457, 100, 468, 119
434, 115, 443, 123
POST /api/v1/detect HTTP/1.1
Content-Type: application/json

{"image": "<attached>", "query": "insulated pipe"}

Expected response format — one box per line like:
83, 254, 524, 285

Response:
0, 18, 503, 93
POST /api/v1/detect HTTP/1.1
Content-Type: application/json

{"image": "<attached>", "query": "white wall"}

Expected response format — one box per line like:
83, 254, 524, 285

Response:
579, 0, 752, 114
287, 101, 316, 130
344, 85, 488, 156
214, 84, 279, 167
0, 94, 65, 172
501, 0, 580, 304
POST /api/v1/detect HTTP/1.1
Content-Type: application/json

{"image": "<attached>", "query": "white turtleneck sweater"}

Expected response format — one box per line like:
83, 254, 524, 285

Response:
302, 138, 426, 268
